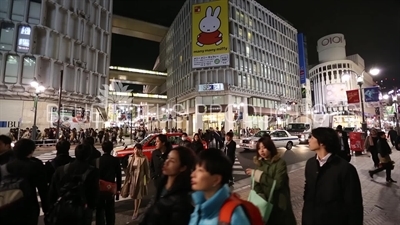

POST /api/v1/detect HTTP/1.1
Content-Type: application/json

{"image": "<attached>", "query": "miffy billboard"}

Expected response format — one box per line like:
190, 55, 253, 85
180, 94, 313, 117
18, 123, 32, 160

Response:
192, 0, 229, 69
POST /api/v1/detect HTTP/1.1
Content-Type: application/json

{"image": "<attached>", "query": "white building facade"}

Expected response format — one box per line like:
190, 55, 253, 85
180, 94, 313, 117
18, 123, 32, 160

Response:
157, 0, 301, 134
309, 33, 375, 125
0, 0, 112, 134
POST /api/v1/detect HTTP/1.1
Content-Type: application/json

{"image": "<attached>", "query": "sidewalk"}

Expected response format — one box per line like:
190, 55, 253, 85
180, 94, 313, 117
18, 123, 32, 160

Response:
235, 150, 400, 225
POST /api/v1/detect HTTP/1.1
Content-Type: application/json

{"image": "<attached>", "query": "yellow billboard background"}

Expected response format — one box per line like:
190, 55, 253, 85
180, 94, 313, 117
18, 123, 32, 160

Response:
192, 0, 230, 68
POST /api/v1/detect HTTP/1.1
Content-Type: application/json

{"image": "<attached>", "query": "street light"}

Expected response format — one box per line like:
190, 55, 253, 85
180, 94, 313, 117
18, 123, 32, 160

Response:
30, 79, 45, 141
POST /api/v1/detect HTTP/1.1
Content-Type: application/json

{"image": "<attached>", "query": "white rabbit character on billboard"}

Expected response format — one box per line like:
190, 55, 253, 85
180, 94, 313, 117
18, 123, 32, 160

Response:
196, 6, 223, 47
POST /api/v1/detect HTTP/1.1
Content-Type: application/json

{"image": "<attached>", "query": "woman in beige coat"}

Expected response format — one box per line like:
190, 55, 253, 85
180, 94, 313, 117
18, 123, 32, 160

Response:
123, 143, 150, 220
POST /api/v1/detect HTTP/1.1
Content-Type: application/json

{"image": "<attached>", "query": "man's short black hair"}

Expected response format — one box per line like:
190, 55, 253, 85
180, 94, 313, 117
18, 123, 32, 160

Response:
75, 144, 92, 161
56, 140, 70, 154
226, 132, 233, 138
197, 148, 232, 185
102, 141, 113, 153
182, 132, 188, 137
83, 137, 95, 146
0, 135, 12, 145
13, 139, 36, 159
311, 127, 341, 154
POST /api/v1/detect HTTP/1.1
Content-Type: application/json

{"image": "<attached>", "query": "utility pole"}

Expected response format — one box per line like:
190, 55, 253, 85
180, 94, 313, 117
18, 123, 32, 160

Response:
56, 70, 63, 140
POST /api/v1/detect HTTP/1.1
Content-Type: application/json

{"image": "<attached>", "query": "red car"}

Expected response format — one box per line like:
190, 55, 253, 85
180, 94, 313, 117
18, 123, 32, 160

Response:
112, 133, 207, 163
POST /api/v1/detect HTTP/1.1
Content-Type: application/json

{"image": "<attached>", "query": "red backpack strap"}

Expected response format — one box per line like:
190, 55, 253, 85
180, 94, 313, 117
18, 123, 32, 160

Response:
219, 193, 242, 224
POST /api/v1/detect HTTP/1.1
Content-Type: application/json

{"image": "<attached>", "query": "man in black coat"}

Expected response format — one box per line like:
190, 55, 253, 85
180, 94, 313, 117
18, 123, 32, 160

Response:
49, 144, 99, 225
0, 139, 48, 225
336, 125, 351, 162
223, 132, 236, 185
0, 135, 13, 165
302, 127, 363, 225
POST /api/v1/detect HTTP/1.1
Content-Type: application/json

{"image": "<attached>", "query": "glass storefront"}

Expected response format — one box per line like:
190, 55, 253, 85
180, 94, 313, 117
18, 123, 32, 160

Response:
202, 113, 225, 130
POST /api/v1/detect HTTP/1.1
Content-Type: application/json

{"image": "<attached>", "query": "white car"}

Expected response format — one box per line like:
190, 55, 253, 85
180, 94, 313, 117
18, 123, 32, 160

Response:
240, 130, 300, 150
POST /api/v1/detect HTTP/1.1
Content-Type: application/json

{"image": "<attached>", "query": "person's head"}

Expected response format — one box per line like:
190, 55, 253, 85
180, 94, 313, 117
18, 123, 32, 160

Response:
156, 134, 171, 152
13, 139, 36, 159
370, 128, 377, 136
191, 148, 232, 192
182, 133, 188, 141
162, 146, 196, 188
226, 131, 233, 141
83, 136, 95, 146
336, 125, 343, 132
102, 141, 113, 154
377, 131, 386, 139
75, 144, 92, 161
254, 137, 278, 164
133, 143, 144, 157
193, 133, 200, 142
309, 127, 340, 154
0, 135, 12, 153
56, 140, 70, 155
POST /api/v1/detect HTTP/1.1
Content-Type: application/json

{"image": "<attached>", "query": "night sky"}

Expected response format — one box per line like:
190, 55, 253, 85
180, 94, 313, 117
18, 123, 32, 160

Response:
112, 0, 400, 91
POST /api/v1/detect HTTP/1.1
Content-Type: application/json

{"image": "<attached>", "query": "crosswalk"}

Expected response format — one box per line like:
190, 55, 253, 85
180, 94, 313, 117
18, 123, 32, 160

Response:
35, 150, 245, 215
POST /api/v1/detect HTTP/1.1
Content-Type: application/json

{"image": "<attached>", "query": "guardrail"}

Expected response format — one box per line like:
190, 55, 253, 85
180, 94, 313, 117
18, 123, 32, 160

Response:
34, 139, 57, 147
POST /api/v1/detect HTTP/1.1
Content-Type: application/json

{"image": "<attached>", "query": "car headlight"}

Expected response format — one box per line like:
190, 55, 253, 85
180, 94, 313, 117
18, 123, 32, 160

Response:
300, 135, 305, 139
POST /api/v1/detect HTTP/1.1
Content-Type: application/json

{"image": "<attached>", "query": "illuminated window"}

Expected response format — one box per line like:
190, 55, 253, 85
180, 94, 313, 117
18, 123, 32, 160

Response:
22, 57, 36, 85
17, 25, 31, 53
5, 55, 19, 84
0, 22, 15, 51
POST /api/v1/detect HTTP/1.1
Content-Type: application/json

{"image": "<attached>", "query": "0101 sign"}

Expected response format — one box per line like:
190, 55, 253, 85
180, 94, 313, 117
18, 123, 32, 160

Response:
321, 36, 343, 46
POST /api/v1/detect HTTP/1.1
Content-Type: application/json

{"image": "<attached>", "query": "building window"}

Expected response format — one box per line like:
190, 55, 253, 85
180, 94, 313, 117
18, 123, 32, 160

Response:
17, 25, 31, 53
0, 0, 10, 19
12, 0, 26, 21
29, 0, 42, 24
0, 22, 15, 51
5, 55, 19, 84
22, 57, 36, 85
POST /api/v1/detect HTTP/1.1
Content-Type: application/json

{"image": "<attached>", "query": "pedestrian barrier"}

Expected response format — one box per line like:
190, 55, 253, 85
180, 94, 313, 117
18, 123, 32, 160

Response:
34, 139, 57, 147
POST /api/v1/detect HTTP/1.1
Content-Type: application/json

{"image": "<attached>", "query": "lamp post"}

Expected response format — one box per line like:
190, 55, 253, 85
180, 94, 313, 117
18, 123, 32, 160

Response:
356, 76, 367, 133
341, 67, 380, 133
130, 92, 134, 140
30, 80, 45, 141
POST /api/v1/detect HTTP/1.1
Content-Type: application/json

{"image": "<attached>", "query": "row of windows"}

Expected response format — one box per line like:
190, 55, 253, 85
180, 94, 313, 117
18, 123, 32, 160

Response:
0, 23, 33, 52
233, 55, 298, 87
231, 8, 297, 52
0, 54, 36, 84
310, 63, 351, 76
237, 73, 298, 99
0, 0, 41, 24
249, 97, 282, 109
232, 23, 298, 62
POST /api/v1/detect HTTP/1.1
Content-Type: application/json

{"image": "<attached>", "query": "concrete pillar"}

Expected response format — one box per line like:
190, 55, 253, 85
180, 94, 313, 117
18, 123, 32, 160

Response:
194, 96, 203, 132
225, 95, 234, 132
263, 115, 269, 130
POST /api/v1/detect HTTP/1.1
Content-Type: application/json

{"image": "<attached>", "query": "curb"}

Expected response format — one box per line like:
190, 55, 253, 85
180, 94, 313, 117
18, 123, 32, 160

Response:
233, 160, 307, 193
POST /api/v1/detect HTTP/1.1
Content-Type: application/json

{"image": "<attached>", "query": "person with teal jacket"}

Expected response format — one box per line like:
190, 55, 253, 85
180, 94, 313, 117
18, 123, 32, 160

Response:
189, 148, 250, 225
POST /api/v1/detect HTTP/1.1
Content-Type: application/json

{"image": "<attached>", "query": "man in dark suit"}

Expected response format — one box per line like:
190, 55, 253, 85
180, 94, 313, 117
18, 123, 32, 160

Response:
336, 125, 351, 162
223, 131, 236, 186
94, 141, 122, 225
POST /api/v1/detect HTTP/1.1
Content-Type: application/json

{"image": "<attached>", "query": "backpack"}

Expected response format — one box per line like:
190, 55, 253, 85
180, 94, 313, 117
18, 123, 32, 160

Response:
219, 193, 264, 225
0, 164, 31, 212
45, 163, 93, 225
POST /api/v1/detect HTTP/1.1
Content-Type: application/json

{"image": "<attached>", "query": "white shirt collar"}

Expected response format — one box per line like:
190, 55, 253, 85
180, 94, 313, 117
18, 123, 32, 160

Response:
316, 153, 332, 167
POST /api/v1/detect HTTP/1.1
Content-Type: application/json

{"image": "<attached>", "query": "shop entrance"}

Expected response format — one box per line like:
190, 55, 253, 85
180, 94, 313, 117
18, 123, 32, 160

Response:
202, 113, 224, 130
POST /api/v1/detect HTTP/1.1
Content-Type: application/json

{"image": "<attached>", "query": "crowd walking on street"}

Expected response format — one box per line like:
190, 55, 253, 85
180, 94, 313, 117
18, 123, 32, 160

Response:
0, 124, 399, 224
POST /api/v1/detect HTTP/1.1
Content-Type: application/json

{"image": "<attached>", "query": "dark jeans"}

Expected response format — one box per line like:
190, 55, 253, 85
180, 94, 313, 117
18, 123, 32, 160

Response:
371, 163, 393, 180
369, 148, 380, 167
96, 193, 116, 225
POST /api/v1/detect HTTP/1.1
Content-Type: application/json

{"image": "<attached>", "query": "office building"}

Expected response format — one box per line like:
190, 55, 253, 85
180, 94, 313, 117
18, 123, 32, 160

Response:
0, 0, 112, 133
156, 0, 301, 133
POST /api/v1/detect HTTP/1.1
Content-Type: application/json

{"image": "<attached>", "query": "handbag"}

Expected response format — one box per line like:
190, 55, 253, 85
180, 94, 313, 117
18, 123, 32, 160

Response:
247, 170, 276, 222
96, 158, 117, 195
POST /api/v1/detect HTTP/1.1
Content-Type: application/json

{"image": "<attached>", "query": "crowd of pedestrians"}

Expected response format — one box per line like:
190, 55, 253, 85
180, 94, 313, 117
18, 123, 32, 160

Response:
1, 124, 398, 225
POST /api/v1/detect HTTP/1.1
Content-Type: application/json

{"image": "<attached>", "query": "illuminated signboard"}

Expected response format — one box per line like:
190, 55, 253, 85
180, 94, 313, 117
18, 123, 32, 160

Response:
17, 26, 31, 52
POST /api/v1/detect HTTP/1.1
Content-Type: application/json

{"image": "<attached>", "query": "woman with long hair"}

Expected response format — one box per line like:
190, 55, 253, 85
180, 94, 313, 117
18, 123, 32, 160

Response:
122, 144, 150, 221
245, 137, 296, 225
140, 146, 196, 225
191, 133, 204, 154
